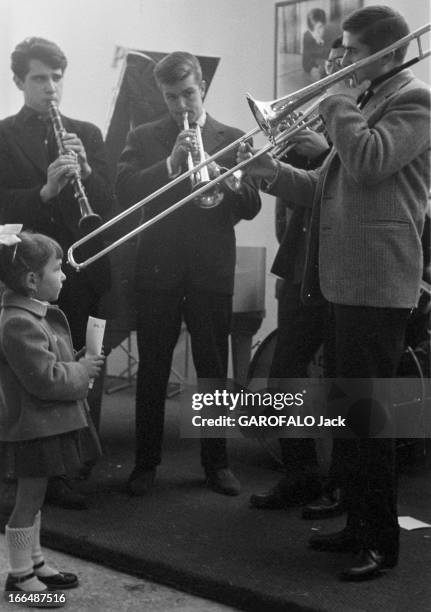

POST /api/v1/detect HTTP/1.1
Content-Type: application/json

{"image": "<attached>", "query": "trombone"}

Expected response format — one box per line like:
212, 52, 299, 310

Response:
68, 23, 430, 271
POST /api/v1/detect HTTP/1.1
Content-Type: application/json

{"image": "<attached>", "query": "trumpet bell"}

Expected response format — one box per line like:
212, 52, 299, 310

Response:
191, 179, 224, 209
192, 165, 243, 208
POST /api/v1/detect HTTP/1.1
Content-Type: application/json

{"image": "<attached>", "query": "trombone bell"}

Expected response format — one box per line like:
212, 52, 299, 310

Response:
246, 94, 297, 142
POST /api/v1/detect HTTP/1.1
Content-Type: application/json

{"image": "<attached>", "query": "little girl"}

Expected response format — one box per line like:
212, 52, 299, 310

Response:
0, 226, 104, 598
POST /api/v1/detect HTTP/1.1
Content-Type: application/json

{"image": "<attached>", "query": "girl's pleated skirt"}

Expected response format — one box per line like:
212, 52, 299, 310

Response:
0, 427, 101, 479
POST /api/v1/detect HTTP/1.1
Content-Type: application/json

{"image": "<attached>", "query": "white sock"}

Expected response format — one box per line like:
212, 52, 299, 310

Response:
31, 511, 59, 577
5, 524, 46, 591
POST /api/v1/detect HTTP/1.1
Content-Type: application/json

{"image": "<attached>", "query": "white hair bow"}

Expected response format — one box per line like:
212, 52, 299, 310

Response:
0, 224, 23, 246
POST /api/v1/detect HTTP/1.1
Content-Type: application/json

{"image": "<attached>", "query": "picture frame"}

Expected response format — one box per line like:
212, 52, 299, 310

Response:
274, 0, 363, 97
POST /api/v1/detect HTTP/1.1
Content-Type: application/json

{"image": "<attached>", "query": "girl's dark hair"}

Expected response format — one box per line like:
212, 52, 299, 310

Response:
0, 231, 63, 295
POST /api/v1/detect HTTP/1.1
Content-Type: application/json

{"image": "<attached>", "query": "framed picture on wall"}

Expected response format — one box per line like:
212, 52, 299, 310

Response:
274, 0, 363, 97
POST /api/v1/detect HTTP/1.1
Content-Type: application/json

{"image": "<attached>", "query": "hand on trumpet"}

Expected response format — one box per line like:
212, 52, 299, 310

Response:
40, 152, 81, 203
202, 153, 223, 180
170, 128, 198, 175
236, 142, 279, 180
60, 132, 92, 180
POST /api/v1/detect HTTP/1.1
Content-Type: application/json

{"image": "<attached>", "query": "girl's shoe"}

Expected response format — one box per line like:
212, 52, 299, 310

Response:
4, 571, 66, 608
34, 561, 78, 589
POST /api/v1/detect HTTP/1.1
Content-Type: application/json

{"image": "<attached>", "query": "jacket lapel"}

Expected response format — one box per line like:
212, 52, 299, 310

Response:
153, 115, 180, 153
362, 69, 414, 121
201, 115, 225, 154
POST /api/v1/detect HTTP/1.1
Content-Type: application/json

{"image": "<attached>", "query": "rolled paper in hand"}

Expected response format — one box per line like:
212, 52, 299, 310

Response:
85, 316, 106, 389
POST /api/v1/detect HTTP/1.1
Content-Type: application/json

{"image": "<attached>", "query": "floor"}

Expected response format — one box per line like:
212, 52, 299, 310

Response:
0, 534, 239, 612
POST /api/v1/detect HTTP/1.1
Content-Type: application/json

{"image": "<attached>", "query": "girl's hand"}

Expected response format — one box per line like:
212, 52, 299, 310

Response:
75, 346, 87, 360
79, 354, 105, 378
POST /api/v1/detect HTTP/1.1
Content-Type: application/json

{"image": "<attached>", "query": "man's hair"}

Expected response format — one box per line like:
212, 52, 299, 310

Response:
11, 37, 67, 80
331, 36, 343, 50
154, 51, 202, 86
342, 5, 410, 63
307, 9, 327, 30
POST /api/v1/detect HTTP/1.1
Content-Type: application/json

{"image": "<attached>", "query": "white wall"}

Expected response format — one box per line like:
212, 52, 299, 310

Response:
1, 0, 430, 350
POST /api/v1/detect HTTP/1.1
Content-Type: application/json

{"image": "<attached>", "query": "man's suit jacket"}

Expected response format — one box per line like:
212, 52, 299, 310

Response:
271, 150, 329, 287
116, 114, 261, 295
268, 69, 431, 309
0, 106, 115, 297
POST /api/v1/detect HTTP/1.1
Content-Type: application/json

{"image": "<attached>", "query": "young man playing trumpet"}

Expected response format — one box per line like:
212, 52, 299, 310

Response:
117, 51, 261, 497
0, 37, 115, 509
239, 5, 430, 580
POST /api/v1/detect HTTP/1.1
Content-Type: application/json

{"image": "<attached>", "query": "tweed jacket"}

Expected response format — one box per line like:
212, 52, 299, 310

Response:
267, 69, 431, 308
0, 290, 89, 442
116, 113, 261, 294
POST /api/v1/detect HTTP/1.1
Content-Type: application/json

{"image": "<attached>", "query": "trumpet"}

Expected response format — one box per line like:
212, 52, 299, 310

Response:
48, 102, 102, 233
67, 23, 431, 271
183, 112, 224, 209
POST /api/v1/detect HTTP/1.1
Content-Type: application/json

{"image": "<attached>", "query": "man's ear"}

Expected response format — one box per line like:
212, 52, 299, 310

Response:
13, 74, 24, 91
200, 79, 207, 99
380, 50, 396, 67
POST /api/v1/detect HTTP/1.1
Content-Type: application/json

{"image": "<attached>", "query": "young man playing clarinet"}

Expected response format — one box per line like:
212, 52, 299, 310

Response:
0, 37, 115, 509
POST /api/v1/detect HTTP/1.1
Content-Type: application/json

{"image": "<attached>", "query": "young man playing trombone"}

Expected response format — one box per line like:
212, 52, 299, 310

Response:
239, 5, 430, 580
116, 52, 261, 497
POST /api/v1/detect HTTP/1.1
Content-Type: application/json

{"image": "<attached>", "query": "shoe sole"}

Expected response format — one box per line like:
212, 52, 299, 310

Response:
249, 500, 290, 509
340, 566, 394, 581
206, 480, 240, 496
37, 579, 79, 590
302, 507, 347, 520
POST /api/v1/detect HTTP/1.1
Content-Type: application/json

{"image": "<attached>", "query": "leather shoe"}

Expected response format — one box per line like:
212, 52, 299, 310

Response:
45, 478, 87, 510
302, 489, 346, 520
340, 548, 397, 581
206, 469, 240, 496
126, 468, 156, 496
309, 528, 358, 552
33, 562, 78, 590
250, 476, 321, 509
249, 485, 290, 509
4, 572, 66, 608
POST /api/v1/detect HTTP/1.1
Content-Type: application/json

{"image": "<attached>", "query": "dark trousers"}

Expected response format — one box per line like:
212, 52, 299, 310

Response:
327, 304, 410, 557
134, 286, 232, 472
272, 282, 329, 474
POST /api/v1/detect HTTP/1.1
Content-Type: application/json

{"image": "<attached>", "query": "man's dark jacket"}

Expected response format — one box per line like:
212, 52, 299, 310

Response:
0, 106, 115, 297
116, 113, 261, 295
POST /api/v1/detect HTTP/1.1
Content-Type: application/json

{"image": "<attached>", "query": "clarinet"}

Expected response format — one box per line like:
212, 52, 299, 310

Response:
48, 101, 102, 233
